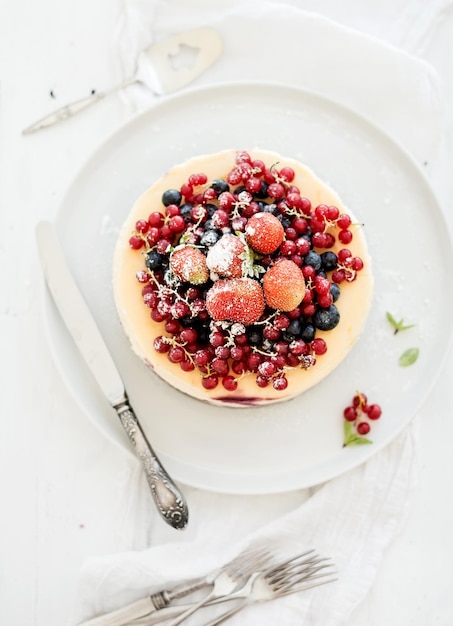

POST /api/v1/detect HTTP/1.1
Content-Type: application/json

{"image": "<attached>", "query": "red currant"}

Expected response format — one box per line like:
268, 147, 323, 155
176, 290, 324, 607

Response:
202, 375, 219, 390
222, 375, 238, 391
338, 229, 353, 244
343, 406, 357, 421
357, 422, 370, 435
367, 404, 382, 420
336, 214, 352, 230
129, 235, 144, 250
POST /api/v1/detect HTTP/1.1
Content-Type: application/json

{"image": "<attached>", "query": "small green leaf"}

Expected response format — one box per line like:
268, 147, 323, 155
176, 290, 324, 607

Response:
343, 421, 373, 447
386, 311, 415, 335
399, 347, 419, 367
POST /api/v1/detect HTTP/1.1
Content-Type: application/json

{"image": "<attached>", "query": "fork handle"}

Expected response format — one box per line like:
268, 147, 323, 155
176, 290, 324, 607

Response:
199, 600, 248, 626
76, 597, 156, 626
164, 589, 216, 626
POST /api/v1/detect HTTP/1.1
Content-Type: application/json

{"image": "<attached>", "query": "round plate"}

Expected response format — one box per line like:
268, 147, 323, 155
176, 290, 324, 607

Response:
46, 81, 453, 494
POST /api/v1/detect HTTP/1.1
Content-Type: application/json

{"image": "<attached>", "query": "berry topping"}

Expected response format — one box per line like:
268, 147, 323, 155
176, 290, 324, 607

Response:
170, 246, 209, 284
245, 212, 285, 254
124, 149, 367, 396
206, 234, 246, 278
205, 277, 265, 325
262, 259, 305, 311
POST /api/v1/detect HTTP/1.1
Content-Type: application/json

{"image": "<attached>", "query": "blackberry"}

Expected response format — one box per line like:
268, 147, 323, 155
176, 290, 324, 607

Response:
313, 305, 340, 331
161, 189, 181, 206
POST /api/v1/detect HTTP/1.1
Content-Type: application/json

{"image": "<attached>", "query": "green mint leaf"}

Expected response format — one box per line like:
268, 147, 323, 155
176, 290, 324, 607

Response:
343, 422, 373, 447
386, 311, 415, 335
399, 347, 419, 367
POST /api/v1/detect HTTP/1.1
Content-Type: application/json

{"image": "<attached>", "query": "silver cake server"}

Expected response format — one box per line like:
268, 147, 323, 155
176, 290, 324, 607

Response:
36, 220, 189, 530
23, 27, 223, 134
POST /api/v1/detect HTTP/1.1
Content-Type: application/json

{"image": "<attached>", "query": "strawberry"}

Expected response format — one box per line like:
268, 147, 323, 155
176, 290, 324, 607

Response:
206, 234, 245, 278
206, 278, 265, 325
245, 212, 284, 254
169, 246, 209, 284
263, 259, 306, 311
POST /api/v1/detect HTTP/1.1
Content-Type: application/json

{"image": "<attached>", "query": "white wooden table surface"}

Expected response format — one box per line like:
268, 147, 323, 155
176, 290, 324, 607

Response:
1, 0, 452, 624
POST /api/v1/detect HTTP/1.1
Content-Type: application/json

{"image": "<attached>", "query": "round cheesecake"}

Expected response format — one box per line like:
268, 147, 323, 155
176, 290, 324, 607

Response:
113, 149, 373, 407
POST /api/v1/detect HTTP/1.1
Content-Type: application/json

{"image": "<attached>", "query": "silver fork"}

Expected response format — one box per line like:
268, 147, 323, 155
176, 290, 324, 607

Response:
132, 550, 336, 626
198, 552, 337, 626
162, 546, 272, 626
77, 545, 271, 626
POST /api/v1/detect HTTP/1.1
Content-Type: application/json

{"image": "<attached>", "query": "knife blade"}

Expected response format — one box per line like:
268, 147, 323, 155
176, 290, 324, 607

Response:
36, 220, 189, 530
23, 27, 223, 134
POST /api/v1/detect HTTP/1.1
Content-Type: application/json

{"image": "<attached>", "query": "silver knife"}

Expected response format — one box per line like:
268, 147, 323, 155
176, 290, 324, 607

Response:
23, 27, 223, 135
36, 220, 189, 530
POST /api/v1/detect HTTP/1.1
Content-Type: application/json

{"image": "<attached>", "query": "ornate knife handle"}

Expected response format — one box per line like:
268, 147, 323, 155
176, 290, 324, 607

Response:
114, 397, 189, 530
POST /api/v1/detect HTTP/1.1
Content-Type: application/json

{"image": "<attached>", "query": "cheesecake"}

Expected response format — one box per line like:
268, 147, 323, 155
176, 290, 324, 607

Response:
113, 149, 373, 407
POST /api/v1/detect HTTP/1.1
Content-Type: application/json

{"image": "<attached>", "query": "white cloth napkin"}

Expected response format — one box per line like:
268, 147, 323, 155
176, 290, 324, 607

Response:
74, 2, 444, 624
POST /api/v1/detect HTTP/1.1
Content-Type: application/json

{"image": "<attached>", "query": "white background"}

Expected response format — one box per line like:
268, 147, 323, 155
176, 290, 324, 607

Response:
1, 0, 453, 624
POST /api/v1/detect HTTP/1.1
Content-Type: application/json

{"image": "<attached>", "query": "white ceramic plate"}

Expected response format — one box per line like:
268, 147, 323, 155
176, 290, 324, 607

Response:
46, 82, 453, 494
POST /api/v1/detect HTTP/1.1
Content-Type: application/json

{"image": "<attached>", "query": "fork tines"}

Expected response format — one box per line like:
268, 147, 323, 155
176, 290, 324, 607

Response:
265, 550, 337, 594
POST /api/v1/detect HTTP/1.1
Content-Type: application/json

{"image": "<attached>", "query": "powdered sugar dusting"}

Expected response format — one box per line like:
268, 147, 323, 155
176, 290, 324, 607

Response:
206, 234, 245, 278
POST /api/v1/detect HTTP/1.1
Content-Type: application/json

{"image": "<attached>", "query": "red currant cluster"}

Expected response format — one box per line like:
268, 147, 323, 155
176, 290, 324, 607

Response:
128, 150, 365, 393
343, 392, 382, 436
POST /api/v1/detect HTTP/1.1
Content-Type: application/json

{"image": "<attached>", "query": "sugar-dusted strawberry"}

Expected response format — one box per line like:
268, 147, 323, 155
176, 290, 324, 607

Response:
206, 277, 265, 325
206, 234, 245, 278
169, 246, 209, 284
245, 212, 284, 254
263, 259, 305, 311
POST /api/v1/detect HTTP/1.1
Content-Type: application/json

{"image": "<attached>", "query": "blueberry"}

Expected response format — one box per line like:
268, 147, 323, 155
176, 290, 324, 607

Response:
303, 250, 322, 270
211, 179, 230, 194
247, 329, 262, 345
300, 323, 316, 343
254, 181, 269, 199
321, 251, 338, 271
330, 283, 341, 302
200, 230, 220, 247
205, 203, 217, 217
145, 250, 164, 270
161, 189, 182, 206
313, 305, 340, 331
288, 319, 302, 335
277, 215, 291, 229
197, 325, 209, 344
204, 219, 217, 231
263, 203, 279, 216
179, 203, 193, 222
234, 185, 246, 195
